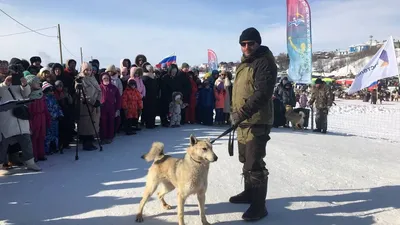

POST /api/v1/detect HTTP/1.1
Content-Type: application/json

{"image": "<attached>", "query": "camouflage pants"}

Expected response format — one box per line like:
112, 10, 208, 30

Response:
237, 125, 272, 173
315, 108, 328, 131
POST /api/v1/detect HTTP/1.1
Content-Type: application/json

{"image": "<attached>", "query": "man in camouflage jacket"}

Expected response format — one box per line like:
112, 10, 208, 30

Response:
308, 78, 333, 133
230, 27, 277, 221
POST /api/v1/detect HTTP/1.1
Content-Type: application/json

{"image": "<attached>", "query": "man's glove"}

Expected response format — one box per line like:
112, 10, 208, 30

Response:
230, 109, 247, 128
93, 100, 101, 108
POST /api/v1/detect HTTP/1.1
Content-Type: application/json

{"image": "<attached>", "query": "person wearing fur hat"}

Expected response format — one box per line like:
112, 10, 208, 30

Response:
26, 75, 51, 161
75, 62, 101, 151
133, 54, 147, 68
37, 67, 55, 84
141, 64, 158, 129
54, 80, 74, 150
122, 78, 143, 135
0, 67, 42, 172
230, 27, 277, 221
27, 56, 43, 75
42, 82, 64, 154
99, 73, 121, 144
120, 58, 132, 71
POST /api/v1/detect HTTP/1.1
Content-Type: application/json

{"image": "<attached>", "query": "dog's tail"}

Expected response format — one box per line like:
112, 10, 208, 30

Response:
141, 142, 165, 162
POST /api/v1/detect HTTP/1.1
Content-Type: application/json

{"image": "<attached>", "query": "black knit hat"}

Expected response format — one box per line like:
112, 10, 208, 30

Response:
315, 78, 323, 84
239, 27, 262, 45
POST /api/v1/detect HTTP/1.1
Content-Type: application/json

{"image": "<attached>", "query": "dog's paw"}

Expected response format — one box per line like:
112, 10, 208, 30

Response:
202, 221, 211, 225
163, 203, 172, 210
135, 214, 144, 223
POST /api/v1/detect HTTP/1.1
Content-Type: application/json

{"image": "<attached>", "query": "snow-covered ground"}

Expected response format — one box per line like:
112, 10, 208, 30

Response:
1, 100, 400, 225
327, 99, 400, 142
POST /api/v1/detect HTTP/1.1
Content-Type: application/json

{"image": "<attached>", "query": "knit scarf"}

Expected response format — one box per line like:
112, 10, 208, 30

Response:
29, 89, 43, 100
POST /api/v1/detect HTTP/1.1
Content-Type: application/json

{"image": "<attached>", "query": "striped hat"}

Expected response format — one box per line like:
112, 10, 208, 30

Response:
42, 81, 53, 91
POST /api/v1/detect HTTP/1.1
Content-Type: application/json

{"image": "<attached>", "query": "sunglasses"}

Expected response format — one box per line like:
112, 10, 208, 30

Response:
240, 41, 255, 47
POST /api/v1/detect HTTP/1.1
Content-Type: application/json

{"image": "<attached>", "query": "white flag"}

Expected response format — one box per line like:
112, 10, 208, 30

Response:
347, 36, 399, 94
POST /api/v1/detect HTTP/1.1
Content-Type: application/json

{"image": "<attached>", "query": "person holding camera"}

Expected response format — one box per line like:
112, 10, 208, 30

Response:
0, 61, 41, 172
75, 62, 101, 151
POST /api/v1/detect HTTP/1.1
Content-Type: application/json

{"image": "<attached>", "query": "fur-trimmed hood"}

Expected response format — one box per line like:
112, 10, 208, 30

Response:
172, 91, 183, 100
134, 54, 147, 67
120, 58, 132, 69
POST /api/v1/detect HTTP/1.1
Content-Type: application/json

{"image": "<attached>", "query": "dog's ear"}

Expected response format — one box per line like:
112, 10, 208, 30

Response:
190, 134, 198, 146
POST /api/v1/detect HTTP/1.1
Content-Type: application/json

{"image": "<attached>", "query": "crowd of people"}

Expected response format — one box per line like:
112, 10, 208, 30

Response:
0, 55, 234, 172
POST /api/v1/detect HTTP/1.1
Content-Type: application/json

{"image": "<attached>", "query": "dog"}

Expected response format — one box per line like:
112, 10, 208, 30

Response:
285, 110, 306, 130
136, 135, 218, 225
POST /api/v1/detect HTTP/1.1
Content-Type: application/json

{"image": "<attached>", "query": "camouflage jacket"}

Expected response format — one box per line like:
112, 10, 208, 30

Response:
232, 46, 277, 125
309, 84, 333, 109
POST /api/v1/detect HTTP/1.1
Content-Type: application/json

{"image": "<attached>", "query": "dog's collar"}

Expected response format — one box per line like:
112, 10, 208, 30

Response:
190, 156, 202, 164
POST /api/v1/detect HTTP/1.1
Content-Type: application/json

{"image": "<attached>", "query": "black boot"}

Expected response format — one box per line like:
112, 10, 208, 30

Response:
242, 170, 269, 221
229, 173, 252, 204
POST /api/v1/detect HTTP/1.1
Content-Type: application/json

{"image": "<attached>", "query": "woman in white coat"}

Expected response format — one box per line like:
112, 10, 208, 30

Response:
0, 71, 41, 172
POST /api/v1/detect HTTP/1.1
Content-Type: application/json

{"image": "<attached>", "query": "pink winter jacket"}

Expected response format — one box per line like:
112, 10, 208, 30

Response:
134, 77, 146, 98
214, 89, 226, 109
299, 93, 308, 108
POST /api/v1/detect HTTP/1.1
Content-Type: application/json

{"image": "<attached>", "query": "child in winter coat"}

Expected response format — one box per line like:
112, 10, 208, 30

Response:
299, 90, 308, 108
198, 81, 214, 126
99, 73, 121, 144
42, 81, 64, 154
169, 92, 187, 128
214, 77, 226, 125
121, 78, 143, 135
54, 80, 74, 151
26, 75, 51, 161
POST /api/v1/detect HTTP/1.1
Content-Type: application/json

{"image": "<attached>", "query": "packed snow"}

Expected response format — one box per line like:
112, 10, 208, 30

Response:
1, 99, 400, 225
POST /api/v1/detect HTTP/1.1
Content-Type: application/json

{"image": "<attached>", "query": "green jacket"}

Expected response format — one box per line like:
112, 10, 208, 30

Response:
232, 46, 278, 126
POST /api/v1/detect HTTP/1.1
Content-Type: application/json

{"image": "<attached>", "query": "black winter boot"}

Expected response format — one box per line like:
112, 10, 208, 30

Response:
229, 173, 252, 204
242, 170, 269, 221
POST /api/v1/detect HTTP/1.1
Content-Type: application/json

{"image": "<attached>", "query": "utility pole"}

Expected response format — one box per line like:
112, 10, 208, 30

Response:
80, 47, 83, 64
57, 24, 63, 64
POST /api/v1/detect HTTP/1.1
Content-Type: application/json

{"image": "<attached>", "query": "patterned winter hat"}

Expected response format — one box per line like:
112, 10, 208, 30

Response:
25, 74, 40, 85
42, 81, 53, 91
55, 80, 63, 87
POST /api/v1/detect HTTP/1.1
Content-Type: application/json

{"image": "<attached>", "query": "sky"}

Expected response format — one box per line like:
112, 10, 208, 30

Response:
0, 0, 399, 67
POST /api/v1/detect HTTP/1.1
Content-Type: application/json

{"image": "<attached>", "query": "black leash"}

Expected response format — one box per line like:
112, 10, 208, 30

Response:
210, 126, 236, 156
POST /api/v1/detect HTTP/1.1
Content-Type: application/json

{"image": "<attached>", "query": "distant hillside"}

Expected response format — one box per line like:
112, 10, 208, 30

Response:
330, 48, 400, 77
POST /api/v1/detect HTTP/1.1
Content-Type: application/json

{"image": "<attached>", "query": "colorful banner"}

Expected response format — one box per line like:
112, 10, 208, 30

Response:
207, 49, 218, 72
287, 0, 312, 84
